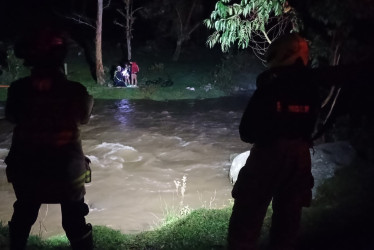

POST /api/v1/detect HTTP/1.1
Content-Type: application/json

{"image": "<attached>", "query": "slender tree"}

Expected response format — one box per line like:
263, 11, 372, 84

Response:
96, 0, 105, 85
172, 0, 202, 61
138, 0, 205, 61
59, 0, 110, 85
114, 0, 142, 61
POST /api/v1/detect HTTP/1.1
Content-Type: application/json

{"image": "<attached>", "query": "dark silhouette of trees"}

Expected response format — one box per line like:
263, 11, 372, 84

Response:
172, 0, 202, 61
57, 0, 111, 85
288, 0, 374, 66
114, 0, 142, 61
288, 0, 374, 162
139, 0, 206, 61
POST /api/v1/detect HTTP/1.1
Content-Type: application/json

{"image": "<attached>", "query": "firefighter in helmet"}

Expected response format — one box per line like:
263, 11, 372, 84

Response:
5, 26, 94, 250
228, 33, 320, 250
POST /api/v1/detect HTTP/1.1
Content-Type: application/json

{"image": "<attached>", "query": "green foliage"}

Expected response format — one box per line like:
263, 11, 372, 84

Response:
134, 207, 232, 250
139, 84, 160, 99
212, 59, 234, 92
205, 0, 287, 52
0, 48, 29, 85
81, 83, 227, 102
294, 0, 374, 65
85, 85, 145, 100
0, 222, 8, 250
93, 226, 131, 250
162, 208, 231, 249
0, 207, 232, 250
0, 87, 7, 101
211, 51, 263, 92
0, 48, 29, 102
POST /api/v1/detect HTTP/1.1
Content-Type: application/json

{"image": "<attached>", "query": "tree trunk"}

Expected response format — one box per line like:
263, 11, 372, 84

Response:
96, 0, 105, 85
172, 38, 183, 61
172, 0, 200, 62
125, 0, 132, 61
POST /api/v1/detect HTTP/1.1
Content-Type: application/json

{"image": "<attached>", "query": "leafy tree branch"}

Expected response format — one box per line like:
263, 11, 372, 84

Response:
205, 0, 295, 62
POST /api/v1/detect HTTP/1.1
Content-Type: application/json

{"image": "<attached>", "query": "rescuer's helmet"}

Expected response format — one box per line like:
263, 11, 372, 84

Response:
265, 33, 309, 68
14, 26, 68, 68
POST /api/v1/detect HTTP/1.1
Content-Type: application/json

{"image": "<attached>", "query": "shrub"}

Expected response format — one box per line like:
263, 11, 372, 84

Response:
0, 48, 29, 84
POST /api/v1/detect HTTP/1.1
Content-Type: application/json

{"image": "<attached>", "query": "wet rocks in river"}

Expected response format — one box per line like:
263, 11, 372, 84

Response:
229, 141, 356, 197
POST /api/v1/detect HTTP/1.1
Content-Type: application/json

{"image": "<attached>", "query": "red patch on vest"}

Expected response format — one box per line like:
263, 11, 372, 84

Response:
277, 101, 310, 113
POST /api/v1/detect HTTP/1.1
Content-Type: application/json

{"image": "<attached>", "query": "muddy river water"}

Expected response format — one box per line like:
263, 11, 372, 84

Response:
0, 96, 251, 238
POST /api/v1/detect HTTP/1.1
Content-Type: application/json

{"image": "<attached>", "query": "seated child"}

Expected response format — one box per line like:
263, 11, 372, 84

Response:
113, 66, 126, 87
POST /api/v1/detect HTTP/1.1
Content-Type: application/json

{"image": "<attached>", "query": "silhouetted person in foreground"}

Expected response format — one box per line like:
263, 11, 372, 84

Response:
228, 33, 320, 250
5, 27, 94, 250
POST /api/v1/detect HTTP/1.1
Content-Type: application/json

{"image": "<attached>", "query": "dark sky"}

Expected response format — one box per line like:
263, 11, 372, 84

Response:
0, 0, 217, 45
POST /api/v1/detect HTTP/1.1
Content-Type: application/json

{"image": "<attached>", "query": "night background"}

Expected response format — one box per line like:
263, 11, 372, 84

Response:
0, 0, 219, 65
0, 0, 374, 249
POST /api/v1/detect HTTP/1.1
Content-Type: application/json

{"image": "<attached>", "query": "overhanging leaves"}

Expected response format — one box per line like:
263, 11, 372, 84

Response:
205, 0, 291, 54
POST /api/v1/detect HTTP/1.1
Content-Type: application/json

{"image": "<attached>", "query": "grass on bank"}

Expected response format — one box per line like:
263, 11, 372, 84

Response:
0, 75, 228, 103
1, 158, 373, 250
0, 46, 262, 102
0, 68, 228, 102
84, 82, 227, 101
0, 77, 227, 102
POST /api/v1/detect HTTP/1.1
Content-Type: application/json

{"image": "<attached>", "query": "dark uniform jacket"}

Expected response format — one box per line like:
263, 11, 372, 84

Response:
239, 62, 320, 146
5, 69, 93, 202
233, 62, 319, 207
114, 69, 126, 86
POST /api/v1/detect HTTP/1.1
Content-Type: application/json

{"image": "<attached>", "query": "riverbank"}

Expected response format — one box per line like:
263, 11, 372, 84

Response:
67, 44, 263, 101
0, 44, 264, 102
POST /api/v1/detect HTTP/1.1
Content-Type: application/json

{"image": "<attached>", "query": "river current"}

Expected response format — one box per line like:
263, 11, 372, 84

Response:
0, 96, 251, 238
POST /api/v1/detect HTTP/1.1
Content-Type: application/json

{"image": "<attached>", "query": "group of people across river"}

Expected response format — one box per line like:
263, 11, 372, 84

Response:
113, 61, 140, 87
